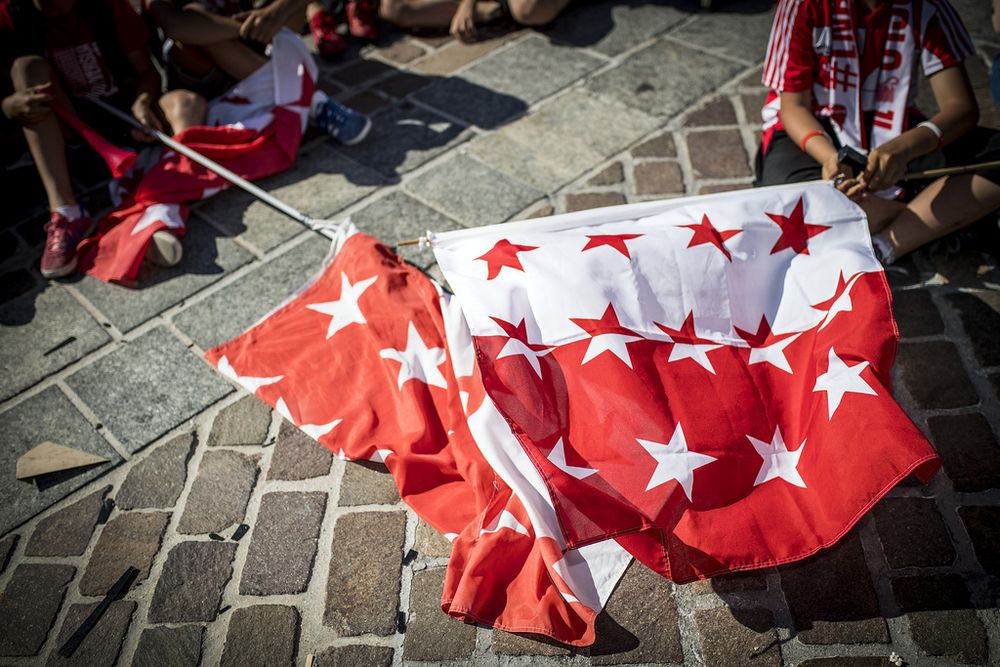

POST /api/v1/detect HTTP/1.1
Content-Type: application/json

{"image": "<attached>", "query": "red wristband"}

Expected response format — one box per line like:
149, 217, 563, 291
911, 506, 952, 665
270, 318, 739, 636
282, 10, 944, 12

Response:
800, 129, 828, 153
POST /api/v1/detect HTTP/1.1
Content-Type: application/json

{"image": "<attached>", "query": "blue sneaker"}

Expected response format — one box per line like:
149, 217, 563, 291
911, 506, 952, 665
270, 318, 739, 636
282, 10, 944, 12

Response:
313, 99, 372, 146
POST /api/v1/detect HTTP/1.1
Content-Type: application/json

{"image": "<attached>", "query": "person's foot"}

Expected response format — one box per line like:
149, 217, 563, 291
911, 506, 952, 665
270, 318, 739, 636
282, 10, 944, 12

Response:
145, 230, 184, 267
313, 98, 372, 145
41, 210, 92, 279
345, 0, 379, 41
310, 10, 348, 59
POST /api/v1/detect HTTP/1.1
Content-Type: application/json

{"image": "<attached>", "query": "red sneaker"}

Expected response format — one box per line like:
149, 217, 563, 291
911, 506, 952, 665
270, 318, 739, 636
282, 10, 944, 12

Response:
41, 211, 91, 279
310, 10, 347, 60
346, 0, 380, 42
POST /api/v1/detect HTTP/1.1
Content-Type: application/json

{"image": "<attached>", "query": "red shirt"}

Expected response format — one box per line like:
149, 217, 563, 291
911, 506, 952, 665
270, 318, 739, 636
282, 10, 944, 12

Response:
0, 0, 151, 98
760, 0, 973, 150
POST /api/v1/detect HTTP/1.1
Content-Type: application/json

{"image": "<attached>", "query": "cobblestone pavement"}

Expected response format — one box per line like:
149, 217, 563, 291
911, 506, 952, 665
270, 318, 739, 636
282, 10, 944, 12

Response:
2, 1, 1000, 665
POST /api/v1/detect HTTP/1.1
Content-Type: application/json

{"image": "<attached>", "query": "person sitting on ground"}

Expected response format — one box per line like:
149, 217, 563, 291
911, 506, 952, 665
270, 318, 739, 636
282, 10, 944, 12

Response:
378, 0, 569, 42
756, 0, 1000, 265
0, 0, 204, 278
145, 0, 372, 142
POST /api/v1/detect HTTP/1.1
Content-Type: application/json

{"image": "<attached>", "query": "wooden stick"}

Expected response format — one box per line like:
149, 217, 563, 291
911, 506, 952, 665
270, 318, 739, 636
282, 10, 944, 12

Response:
903, 159, 1000, 180
396, 238, 422, 247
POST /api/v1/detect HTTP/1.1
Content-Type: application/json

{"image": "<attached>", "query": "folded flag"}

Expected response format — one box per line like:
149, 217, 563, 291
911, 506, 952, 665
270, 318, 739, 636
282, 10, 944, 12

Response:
431, 181, 939, 582
75, 29, 316, 282
205, 181, 938, 645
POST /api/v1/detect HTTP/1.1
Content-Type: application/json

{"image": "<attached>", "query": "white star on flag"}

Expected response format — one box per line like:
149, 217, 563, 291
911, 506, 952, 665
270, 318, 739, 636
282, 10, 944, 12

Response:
748, 333, 802, 373
216, 355, 283, 394
131, 203, 183, 236
582, 332, 643, 368
746, 426, 806, 488
480, 510, 530, 537
637, 423, 717, 499
817, 273, 862, 330
369, 449, 394, 463
547, 438, 598, 480
666, 339, 724, 373
306, 273, 378, 339
274, 398, 341, 439
813, 348, 878, 418
379, 322, 448, 390
497, 336, 550, 378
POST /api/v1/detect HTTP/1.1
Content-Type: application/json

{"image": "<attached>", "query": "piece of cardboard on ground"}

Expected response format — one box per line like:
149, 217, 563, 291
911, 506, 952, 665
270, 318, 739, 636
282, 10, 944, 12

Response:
15, 442, 109, 480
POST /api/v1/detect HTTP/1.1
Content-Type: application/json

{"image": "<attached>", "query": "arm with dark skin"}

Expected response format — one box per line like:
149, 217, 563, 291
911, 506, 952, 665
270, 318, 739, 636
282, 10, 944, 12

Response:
860, 65, 978, 192
146, 0, 241, 44
233, 0, 309, 44
778, 65, 978, 197
127, 48, 168, 141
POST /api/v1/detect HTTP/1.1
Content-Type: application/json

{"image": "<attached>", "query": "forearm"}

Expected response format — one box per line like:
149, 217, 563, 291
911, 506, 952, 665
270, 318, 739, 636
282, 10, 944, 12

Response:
148, 0, 240, 44
134, 69, 161, 102
779, 97, 837, 164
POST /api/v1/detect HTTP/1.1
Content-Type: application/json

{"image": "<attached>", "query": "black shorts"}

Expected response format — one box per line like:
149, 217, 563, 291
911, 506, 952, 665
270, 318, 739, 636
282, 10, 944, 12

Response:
756, 121, 1000, 200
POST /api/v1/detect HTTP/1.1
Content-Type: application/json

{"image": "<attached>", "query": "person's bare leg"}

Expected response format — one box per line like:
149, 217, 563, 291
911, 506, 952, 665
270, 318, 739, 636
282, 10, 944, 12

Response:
10, 56, 75, 210
158, 89, 207, 134
379, 0, 499, 29
505, 0, 568, 25
878, 174, 1000, 259
200, 39, 268, 81
859, 195, 905, 234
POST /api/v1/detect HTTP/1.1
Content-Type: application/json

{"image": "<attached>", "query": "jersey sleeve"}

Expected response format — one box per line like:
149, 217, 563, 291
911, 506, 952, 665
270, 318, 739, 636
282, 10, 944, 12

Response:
109, 0, 153, 56
919, 0, 975, 76
762, 0, 814, 93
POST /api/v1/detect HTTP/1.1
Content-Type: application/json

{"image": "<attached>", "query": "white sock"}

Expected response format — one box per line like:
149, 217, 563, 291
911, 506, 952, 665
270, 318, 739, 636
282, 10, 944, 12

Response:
55, 204, 83, 222
871, 234, 896, 265
310, 90, 329, 118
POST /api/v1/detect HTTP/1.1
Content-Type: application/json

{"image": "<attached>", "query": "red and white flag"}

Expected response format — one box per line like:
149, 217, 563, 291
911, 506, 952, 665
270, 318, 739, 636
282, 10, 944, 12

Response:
431, 181, 939, 582
205, 227, 630, 645
76, 29, 316, 282
204, 181, 938, 645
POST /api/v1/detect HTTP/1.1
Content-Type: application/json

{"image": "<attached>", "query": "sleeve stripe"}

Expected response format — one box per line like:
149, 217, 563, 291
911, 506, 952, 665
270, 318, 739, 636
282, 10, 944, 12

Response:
926, 0, 975, 58
763, 0, 803, 90
762, 0, 793, 86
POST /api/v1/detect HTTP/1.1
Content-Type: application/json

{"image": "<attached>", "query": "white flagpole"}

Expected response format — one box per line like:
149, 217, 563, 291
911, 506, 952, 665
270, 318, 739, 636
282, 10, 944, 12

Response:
87, 97, 340, 239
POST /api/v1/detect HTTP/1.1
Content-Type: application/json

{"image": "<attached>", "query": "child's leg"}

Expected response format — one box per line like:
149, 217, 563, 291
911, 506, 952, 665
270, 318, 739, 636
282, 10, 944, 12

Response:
876, 173, 1000, 259
158, 90, 208, 134
10, 56, 75, 211
379, 0, 498, 29
504, 0, 569, 26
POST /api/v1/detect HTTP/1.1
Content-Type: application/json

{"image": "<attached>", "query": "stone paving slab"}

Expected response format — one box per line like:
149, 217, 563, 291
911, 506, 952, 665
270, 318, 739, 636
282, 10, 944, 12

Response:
414, 35, 604, 128
70, 214, 254, 333
586, 38, 745, 119
24, 485, 109, 557
115, 432, 194, 509
132, 625, 204, 667
1, 286, 111, 402
406, 153, 542, 226
470, 90, 660, 192
198, 147, 385, 253
45, 600, 135, 667
65, 327, 233, 453
0, 563, 75, 656
174, 236, 328, 350
331, 103, 471, 179
546, 0, 689, 56
348, 190, 465, 269
669, 2, 776, 64
0, 387, 122, 535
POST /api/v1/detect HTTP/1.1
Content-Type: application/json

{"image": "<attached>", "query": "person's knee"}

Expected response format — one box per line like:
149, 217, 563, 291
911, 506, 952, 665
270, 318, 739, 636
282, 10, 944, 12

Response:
378, 0, 410, 27
10, 55, 54, 90
507, 0, 562, 26
159, 89, 207, 129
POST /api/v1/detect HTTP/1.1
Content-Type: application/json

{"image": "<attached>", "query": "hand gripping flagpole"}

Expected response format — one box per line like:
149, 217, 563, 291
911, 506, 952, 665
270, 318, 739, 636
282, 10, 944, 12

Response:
87, 97, 341, 238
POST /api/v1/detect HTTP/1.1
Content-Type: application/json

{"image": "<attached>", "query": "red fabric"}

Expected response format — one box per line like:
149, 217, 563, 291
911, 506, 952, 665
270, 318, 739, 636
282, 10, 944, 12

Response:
204, 233, 611, 646
760, 0, 973, 152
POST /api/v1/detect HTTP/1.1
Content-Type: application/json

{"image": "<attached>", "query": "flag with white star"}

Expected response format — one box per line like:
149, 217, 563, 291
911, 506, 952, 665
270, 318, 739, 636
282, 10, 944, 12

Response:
76, 30, 316, 283
431, 181, 940, 582
204, 224, 631, 648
